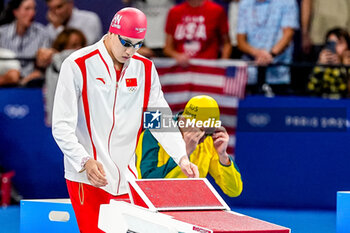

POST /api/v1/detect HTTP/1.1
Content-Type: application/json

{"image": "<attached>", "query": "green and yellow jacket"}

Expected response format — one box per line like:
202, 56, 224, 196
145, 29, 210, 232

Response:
135, 129, 243, 197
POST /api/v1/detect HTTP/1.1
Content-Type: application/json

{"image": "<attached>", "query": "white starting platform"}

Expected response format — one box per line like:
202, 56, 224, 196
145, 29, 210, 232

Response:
99, 178, 290, 233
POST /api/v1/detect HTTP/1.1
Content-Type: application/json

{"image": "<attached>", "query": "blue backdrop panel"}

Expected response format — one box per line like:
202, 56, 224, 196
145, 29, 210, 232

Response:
222, 96, 350, 210
0, 89, 67, 198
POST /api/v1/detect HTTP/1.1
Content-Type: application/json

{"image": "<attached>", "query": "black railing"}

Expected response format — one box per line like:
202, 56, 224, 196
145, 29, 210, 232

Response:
247, 61, 350, 96
0, 57, 35, 61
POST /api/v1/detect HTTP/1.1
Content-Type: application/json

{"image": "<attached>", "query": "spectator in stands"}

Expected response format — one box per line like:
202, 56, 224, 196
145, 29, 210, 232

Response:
136, 95, 243, 197
301, 0, 350, 61
227, 0, 242, 59
237, 0, 299, 90
45, 0, 102, 45
44, 28, 86, 126
51, 28, 87, 52
0, 0, 51, 86
0, 48, 21, 86
163, 0, 232, 67
307, 28, 350, 98
124, 0, 175, 58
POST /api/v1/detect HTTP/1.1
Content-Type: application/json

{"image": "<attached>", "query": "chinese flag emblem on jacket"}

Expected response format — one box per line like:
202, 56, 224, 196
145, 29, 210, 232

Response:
126, 78, 137, 87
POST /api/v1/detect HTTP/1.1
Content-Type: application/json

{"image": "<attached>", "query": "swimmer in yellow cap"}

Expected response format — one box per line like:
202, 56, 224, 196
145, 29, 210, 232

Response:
136, 95, 243, 197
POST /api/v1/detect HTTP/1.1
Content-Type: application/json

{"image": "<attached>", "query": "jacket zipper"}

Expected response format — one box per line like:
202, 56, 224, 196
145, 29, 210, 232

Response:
108, 82, 118, 156
108, 76, 121, 194
108, 67, 125, 194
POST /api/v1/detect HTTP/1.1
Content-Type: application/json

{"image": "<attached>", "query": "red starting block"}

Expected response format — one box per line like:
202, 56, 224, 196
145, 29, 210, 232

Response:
99, 178, 290, 233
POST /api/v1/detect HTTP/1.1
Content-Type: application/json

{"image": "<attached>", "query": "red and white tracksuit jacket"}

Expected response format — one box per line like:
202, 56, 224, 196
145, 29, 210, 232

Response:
52, 37, 186, 195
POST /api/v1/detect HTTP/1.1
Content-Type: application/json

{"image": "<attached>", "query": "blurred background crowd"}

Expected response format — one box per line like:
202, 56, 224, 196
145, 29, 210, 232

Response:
0, 0, 350, 98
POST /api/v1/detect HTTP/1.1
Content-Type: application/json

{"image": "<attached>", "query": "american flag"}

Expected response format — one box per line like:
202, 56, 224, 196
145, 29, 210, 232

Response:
224, 66, 248, 98
153, 59, 248, 155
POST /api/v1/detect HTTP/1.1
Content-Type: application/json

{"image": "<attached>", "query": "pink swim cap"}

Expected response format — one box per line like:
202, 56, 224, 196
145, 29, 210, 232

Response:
109, 7, 147, 39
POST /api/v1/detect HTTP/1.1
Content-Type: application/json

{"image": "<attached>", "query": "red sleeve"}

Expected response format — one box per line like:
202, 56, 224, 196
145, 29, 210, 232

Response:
165, 8, 176, 35
218, 7, 229, 36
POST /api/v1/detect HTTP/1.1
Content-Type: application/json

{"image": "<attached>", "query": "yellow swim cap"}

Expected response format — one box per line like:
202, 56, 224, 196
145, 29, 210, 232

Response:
183, 95, 220, 123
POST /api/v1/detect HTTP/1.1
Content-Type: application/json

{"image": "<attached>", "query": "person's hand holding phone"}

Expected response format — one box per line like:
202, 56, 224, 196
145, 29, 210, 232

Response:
319, 42, 340, 65
325, 41, 337, 53
319, 41, 341, 64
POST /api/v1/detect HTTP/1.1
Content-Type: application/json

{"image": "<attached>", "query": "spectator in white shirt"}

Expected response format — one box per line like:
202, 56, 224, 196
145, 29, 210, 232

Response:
45, 0, 103, 45
0, 0, 51, 86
